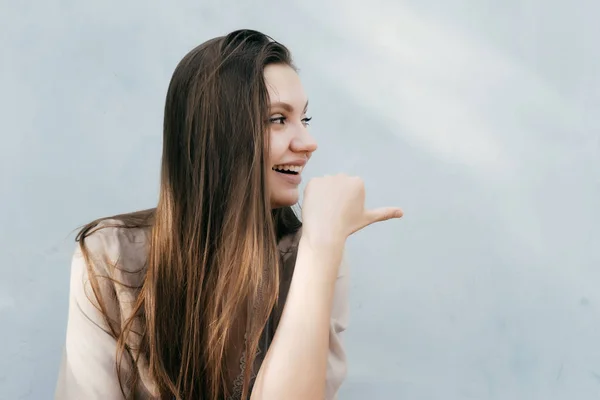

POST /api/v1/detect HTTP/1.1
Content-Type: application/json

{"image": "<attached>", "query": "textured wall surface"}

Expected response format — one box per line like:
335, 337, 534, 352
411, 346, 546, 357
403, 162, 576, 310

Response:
1, 1, 599, 399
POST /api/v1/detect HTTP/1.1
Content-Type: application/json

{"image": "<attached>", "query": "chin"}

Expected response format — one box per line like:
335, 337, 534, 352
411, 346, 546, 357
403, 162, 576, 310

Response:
270, 188, 299, 209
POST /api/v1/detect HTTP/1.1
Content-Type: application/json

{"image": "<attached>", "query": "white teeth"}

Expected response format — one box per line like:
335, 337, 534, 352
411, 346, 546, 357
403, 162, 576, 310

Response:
273, 164, 303, 173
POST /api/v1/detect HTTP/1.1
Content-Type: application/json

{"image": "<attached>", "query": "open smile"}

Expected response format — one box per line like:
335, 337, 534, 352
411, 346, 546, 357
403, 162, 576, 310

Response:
272, 164, 303, 185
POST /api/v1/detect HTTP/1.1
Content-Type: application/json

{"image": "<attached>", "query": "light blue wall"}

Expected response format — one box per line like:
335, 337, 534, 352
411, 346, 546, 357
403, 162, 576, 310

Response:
1, 1, 599, 399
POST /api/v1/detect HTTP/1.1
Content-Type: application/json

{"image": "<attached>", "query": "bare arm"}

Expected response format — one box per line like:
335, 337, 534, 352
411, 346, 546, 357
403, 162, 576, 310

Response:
251, 173, 402, 399
251, 237, 344, 400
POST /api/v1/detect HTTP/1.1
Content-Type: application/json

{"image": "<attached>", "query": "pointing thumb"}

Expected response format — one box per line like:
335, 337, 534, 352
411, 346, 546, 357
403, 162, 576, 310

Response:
363, 207, 404, 226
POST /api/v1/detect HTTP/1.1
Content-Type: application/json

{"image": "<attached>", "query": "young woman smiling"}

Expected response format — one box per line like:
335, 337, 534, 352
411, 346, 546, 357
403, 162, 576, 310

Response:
55, 29, 402, 400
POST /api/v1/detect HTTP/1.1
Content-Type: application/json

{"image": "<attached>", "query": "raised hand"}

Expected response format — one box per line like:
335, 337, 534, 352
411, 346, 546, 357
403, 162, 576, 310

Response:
301, 174, 403, 248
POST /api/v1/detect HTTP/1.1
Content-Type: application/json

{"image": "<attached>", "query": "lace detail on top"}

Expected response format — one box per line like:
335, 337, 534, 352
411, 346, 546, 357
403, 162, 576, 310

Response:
227, 332, 263, 400
227, 263, 271, 400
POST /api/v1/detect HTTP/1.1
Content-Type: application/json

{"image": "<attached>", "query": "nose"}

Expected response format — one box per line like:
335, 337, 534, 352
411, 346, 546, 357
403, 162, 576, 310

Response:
290, 127, 318, 154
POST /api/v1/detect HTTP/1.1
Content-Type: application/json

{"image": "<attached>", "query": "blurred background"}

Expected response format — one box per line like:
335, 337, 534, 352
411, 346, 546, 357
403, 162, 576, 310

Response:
1, 0, 599, 399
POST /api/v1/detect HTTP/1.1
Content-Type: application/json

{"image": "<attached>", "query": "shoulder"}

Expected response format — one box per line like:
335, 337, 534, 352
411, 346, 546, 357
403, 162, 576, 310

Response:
61, 218, 153, 397
74, 218, 151, 286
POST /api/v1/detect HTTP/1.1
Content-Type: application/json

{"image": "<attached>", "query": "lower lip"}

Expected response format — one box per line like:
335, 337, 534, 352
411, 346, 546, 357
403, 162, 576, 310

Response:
274, 170, 302, 185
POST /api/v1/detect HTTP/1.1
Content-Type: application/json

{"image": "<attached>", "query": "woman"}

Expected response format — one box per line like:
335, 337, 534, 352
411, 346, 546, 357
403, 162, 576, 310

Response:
55, 29, 402, 400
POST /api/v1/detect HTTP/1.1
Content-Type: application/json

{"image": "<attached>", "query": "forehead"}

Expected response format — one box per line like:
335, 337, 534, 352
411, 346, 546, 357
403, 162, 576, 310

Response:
264, 64, 307, 106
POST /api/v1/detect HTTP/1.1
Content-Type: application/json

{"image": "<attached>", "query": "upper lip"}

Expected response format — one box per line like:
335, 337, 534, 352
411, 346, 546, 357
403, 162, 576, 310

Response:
273, 159, 307, 167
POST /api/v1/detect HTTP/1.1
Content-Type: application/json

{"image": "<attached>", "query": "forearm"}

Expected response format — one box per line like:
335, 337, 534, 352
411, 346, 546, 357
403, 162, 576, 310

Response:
251, 237, 344, 400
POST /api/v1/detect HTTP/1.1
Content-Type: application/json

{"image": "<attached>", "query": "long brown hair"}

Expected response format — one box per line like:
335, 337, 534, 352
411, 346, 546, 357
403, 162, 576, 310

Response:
76, 30, 302, 399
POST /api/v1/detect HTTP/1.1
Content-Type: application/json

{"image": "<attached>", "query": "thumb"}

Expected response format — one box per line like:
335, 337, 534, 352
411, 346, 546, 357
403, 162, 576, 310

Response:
362, 207, 404, 226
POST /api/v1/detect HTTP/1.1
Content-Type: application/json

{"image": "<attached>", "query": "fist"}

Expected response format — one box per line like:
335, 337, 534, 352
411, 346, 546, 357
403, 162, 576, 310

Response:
301, 174, 403, 245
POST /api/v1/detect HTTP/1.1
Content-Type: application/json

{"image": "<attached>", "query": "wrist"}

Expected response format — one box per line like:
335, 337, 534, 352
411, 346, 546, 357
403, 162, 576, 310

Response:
295, 236, 344, 287
298, 232, 345, 264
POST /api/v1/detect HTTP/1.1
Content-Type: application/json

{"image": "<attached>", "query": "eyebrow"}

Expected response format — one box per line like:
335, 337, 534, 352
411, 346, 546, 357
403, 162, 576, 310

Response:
270, 100, 309, 113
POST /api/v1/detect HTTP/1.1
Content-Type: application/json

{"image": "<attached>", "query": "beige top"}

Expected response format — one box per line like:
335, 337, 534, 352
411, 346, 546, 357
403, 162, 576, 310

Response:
55, 220, 349, 399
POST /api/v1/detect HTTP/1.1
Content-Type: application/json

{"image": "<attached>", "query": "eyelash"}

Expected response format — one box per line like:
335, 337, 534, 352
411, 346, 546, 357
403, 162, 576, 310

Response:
270, 116, 312, 126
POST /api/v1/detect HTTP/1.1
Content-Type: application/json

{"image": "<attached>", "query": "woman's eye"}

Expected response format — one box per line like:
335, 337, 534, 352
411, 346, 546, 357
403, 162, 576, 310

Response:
269, 116, 312, 126
270, 117, 286, 125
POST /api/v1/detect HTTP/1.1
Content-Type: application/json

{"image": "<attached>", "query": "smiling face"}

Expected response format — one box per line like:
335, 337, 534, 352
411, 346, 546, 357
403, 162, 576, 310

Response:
265, 64, 318, 208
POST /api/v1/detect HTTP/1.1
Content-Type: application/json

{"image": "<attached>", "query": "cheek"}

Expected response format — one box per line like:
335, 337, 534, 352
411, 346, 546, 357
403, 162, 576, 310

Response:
268, 133, 288, 163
